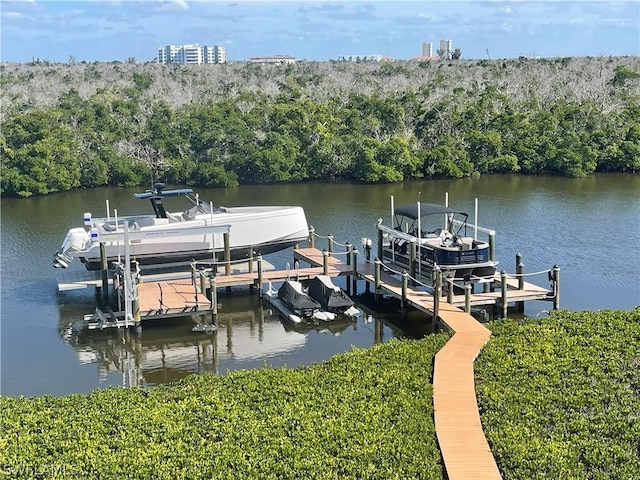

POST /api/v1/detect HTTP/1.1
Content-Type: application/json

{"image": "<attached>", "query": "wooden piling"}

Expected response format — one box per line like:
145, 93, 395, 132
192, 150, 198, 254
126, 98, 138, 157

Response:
377, 227, 384, 263
374, 258, 381, 303
327, 234, 334, 256
309, 226, 315, 249
553, 265, 560, 310
465, 283, 472, 313
351, 249, 359, 295
133, 278, 141, 331
516, 254, 525, 312
100, 243, 109, 306
211, 276, 218, 326
401, 271, 408, 317
200, 269, 207, 300
345, 242, 352, 295
322, 249, 329, 275
500, 270, 508, 318
223, 232, 231, 276
433, 267, 442, 333
409, 240, 417, 285
248, 249, 254, 294
489, 232, 496, 262
257, 255, 263, 297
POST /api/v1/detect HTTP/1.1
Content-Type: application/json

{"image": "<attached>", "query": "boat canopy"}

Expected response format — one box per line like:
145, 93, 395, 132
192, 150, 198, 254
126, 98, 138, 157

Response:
278, 281, 321, 311
306, 275, 354, 311
394, 203, 467, 220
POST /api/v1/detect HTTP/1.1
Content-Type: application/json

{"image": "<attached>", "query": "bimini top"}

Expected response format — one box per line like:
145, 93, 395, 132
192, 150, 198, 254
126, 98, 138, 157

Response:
394, 203, 467, 220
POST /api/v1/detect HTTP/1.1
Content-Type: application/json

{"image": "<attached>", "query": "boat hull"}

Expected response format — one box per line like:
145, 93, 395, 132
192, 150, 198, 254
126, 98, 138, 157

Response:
55, 204, 309, 271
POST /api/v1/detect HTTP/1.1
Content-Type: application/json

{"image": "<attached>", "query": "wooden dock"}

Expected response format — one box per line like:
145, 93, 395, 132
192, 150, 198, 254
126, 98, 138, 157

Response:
68, 242, 561, 478
432, 304, 502, 479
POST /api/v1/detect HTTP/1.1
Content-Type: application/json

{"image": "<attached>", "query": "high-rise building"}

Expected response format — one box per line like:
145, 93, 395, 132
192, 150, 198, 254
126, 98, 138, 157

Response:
439, 39, 453, 60
421, 42, 433, 58
157, 44, 226, 64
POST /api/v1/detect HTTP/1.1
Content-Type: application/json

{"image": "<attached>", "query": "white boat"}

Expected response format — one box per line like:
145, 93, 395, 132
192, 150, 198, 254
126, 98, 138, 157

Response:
53, 183, 310, 271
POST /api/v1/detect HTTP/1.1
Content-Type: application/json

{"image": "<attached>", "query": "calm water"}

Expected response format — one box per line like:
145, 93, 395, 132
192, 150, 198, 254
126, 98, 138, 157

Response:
1, 174, 639, 396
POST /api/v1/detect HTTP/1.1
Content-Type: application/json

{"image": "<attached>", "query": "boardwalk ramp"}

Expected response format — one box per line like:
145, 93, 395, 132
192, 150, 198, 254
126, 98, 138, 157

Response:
433, 303, 502, 479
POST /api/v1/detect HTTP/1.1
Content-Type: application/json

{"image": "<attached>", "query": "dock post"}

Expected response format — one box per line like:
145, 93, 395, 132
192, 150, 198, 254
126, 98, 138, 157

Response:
447, 278, 454, 304
200, 269, 207, 301
433, 267, 441, 333
516, 255, 525, 312
211, 276, 218, 327
133, 297, 141, 332
132, 275, 141, 331
374, 258, 381, 304
257, 255, 264, 297
364, 240, 372, 294
401, 271, 408, 318
552, 264, 560, 310
377, 226, 383, 263
345, 242, 352, 295
224, 232, 231, 293
465, 284, 472, 313
190, 261, 197, 286
224, 232, 231, 276
322, 249, 329, 275
352, 249, 359, 296
327, 234, 334, 257
309, 226, 315, 249
489, 232, 496, 262
500, 270, 508, 318
409, 240, 417, 286
248, 249, 255, 294
100, 243, 109, 306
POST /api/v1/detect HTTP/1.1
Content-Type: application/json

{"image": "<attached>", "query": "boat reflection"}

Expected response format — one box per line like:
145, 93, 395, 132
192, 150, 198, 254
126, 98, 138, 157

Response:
59, 293, 407, 388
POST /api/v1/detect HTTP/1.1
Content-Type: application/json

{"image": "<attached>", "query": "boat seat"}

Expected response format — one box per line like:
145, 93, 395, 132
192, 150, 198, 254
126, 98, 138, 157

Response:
165, 212, 182, 223
102, 221, 140, 232
456, 237, 474, 251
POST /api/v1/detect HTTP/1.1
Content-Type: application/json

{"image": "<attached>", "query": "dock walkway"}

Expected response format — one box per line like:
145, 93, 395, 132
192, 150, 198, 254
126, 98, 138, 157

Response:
295, 249, 503, 478
72, 245, 556, 478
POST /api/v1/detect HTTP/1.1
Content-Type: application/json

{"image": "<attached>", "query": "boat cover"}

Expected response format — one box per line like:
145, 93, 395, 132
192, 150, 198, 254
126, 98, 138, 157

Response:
306, 275, 354, 311
278, 280, 321, 311
395, 203, 467, 219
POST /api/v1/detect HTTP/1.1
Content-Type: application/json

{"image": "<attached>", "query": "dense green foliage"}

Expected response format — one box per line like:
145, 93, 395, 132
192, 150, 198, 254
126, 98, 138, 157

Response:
2, 309, 639, 478
476, 308, 640, 479
1, 57, 639, 196
0, 336, 449, 479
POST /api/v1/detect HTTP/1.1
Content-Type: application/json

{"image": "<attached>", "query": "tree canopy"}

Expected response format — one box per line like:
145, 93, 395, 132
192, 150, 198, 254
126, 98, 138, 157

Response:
1, 56, 639, 197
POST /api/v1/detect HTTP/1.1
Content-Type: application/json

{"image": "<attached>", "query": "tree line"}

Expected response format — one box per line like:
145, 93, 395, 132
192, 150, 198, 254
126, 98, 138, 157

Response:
1, 57, 639, 197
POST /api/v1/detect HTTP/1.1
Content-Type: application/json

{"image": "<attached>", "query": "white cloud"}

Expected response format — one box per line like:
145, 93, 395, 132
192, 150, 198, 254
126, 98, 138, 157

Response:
3, 11, 26, 19
156, 0, 190, 11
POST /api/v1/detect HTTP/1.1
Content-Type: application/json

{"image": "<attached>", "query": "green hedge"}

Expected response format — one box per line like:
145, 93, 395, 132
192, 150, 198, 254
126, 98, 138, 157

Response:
3, 309, 638, 479
476, 308, 640, 479
0, 336, 449, 479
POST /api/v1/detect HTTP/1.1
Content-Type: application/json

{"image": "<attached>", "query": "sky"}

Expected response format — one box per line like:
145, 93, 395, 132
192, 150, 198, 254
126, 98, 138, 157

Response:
0, 0, 638, 63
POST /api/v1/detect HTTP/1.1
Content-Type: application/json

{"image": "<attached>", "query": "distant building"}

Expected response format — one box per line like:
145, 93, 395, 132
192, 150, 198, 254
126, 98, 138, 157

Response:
157, 44, 226, 64
439, 39, 453, 60
249, 55, 296, 65
338, 54, 383, 62
421, 42, 433, 58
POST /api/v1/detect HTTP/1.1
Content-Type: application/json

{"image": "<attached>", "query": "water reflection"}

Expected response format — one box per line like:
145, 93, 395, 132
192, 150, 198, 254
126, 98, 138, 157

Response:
58, 292, 412, 387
